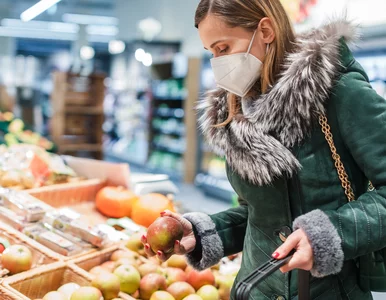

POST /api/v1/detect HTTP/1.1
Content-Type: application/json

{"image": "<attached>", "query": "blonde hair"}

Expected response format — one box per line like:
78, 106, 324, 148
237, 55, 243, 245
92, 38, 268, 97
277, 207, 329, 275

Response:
195, 0, 296, 126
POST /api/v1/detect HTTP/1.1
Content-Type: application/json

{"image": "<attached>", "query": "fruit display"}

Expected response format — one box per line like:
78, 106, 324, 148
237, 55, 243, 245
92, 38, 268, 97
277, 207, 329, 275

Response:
131, 193, 175, 227
96, 186, 139, 219
0, 144, 79, 190
0, 113, 55, 151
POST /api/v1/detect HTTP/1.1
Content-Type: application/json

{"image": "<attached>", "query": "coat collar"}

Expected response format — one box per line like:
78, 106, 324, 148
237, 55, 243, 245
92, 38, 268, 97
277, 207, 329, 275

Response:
198, 20, 358, 186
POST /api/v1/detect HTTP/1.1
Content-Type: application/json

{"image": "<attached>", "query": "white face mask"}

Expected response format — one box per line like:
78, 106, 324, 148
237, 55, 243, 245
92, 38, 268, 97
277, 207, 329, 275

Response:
210, 30, 263, 97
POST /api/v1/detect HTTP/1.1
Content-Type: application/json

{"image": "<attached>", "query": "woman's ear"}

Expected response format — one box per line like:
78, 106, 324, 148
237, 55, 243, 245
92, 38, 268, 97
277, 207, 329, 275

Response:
259, 17, 275, 44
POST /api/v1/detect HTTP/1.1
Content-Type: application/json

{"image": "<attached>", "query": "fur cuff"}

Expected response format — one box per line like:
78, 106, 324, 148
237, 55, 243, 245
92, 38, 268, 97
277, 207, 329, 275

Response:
183, 212, 224, 270
293, 209, 344, 278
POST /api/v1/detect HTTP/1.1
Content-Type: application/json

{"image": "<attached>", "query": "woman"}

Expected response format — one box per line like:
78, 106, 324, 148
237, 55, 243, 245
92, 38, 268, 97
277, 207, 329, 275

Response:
142, 0, 386, 299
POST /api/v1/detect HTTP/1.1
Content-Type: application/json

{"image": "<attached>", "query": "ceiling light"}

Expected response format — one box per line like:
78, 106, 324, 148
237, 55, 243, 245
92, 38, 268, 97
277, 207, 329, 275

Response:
138, 17, 162, 41
63, 13, 118, 26
21, 0, 62, 22
142, 53, 153, 67
86, 25, 118, 36
80, 46, 95, 60
109, 40, 126, 55
135, 48, 146, 62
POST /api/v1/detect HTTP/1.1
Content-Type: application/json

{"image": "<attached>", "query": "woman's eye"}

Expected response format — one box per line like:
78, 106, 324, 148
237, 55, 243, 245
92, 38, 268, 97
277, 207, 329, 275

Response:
219, 47, 228, 54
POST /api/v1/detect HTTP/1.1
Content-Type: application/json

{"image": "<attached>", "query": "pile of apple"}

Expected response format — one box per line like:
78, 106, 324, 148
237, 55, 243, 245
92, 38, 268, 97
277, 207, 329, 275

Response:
39, 284, 118, 300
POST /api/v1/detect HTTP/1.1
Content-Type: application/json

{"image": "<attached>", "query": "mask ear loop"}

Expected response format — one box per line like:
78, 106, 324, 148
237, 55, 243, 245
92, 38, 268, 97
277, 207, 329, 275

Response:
245, 30, 258, 57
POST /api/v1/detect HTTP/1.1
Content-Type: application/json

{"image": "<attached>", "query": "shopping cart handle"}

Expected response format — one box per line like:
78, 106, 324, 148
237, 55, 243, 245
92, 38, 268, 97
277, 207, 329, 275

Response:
235, 251, 294, 300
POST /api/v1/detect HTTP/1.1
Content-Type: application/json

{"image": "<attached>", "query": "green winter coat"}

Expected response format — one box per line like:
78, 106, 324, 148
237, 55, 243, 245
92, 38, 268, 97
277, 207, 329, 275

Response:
183, 21, 386, 300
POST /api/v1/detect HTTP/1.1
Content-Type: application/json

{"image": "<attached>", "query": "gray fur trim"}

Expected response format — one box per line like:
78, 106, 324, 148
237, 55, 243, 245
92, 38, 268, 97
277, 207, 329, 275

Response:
198, 19, 359, 186
293, 209, 344, 278
183, 212, 224, 270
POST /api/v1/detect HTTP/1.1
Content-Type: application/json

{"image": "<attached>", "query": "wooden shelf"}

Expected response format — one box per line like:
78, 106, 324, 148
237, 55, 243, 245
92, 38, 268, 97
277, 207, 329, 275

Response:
64, 106, 104, 115
59, 143, 103, 152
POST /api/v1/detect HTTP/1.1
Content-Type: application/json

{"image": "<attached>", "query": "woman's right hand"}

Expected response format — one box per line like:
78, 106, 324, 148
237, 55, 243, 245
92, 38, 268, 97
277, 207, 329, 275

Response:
141, 210, 196, 261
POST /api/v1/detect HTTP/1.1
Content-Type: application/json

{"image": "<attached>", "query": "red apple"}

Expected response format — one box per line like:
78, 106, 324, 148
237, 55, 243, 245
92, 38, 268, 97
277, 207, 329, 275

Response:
164, 268, 188, 286
91, 272, 121, 300
151, 291, 176, 300
138, 263, 162, 277
70, 286, 103, 300
43, 291, 66, 300
113, 264, 141, 294
186, 269, 215, 291
101, 261, 116, 273
140, 273, 167, 300
166, 255, 187, 270
2, 245, 32, 274
147, 217, 183, 254
196, 285, 219, 300
166, 282, 195, 300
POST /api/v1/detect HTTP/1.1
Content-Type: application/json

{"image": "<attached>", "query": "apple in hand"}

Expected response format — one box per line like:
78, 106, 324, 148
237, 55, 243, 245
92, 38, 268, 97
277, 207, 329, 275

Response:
70, 286, 103, 300
196, 285, 219, 300
2, 244, 32, 274
114, 264, 141, 294
140, 273, 167, 300
92, 272, 121, 300
147, 217, 183, 254
166, 282, 195, 300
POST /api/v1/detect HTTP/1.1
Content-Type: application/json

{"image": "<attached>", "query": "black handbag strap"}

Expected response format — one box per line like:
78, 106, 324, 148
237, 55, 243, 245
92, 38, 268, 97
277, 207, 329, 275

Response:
298, 269, 310, 300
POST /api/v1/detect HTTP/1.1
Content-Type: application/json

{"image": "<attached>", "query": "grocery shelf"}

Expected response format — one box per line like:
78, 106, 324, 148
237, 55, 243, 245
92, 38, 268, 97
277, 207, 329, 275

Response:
104, 151, 183, 181
152, 143, 185, 155
153, 108, 184, 119
153, 95, 185, 101
153, 128, 184, 137
59, 143, 103, 152
65, 107, 104, 115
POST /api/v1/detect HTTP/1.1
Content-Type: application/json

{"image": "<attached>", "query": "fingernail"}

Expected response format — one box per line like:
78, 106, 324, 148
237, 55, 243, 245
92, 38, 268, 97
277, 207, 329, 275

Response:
157, 251, 162, 256
142, 235, 146, 240
145, 244, 150, 250
272, 252, 280, 259
160, 211, 165, 216
175, 240, 180, 245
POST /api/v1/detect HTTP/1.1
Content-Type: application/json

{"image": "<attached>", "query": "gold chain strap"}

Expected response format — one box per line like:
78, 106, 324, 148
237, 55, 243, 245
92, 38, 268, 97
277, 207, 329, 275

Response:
319, 115, 356, 202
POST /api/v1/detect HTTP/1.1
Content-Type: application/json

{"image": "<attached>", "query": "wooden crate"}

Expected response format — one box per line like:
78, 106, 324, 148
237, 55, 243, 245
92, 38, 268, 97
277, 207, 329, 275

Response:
0, 223, 61, 274
26, 178, 106, 208
1, 262, 89, 300
2, 261, 135, 300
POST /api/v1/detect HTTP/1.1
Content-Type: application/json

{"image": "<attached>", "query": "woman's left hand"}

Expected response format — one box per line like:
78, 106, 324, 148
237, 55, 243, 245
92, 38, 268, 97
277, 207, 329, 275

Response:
272, 229, 314, 273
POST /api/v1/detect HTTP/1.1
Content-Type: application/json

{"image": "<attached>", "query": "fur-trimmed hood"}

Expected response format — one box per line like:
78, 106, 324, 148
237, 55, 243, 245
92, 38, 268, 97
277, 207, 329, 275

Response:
198, 20, 358, 186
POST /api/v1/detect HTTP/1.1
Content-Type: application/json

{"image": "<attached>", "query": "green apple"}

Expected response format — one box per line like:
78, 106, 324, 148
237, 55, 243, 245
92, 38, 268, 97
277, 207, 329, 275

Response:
113, 264, 141, 294
196, 285, 219, 300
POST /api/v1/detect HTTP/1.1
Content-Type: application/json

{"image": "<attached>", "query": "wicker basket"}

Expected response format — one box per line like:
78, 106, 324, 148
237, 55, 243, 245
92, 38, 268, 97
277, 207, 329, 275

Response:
1, 262, 90, 300
2, 260, 136, 300
26, 178, 106, 208
0, 222, 61, 272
